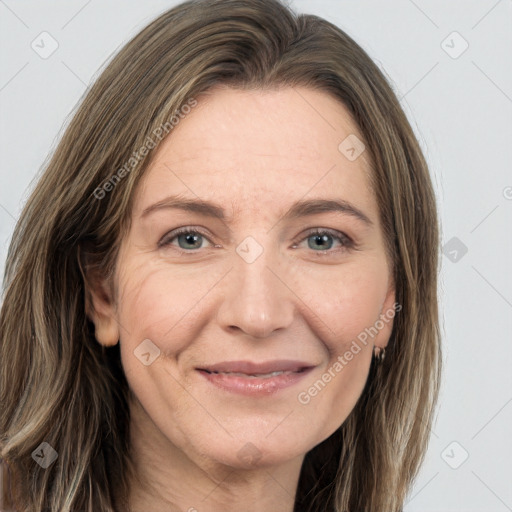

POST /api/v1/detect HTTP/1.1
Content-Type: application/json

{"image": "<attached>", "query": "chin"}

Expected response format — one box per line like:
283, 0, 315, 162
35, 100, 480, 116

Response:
185, 424, 320, 471
211, 441, 304, 470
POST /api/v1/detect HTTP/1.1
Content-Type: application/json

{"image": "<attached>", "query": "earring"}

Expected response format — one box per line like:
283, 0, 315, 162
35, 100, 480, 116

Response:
373, 346, 386, 363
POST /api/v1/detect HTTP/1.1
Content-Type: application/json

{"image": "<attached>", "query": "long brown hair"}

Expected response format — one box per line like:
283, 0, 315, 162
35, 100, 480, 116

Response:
0, 0, 441, 510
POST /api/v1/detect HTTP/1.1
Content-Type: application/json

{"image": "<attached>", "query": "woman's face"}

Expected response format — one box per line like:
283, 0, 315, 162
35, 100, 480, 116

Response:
92, 86, 395, 470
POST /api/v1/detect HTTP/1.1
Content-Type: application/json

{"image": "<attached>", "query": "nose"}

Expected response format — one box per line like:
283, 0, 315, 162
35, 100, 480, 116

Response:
215, 242, 295, 339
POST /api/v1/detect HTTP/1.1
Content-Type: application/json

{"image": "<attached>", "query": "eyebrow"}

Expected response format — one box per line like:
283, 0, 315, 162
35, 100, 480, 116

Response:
140, 195, 373, 227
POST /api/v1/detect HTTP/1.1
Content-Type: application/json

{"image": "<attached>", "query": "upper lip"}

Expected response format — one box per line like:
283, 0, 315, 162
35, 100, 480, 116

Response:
197, 360, 315, 374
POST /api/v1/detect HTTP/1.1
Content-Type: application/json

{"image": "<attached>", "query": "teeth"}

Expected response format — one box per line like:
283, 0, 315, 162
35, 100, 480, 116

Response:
210, 370, 291, 378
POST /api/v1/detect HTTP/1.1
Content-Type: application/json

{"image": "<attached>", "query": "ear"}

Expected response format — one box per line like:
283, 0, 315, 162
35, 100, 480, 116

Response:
80, 253, 120, 347
374, 275, 397, 350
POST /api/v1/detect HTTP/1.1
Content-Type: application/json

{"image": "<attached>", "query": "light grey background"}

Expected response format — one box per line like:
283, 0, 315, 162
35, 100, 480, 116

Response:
1, 1, 511, 510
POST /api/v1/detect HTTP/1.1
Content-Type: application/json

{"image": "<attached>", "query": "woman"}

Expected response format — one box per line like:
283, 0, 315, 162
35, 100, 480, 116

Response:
0, 0, 441, 510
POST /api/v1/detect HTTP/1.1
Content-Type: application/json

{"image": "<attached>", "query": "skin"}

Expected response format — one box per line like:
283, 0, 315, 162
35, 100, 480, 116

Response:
87, 86, 396, 512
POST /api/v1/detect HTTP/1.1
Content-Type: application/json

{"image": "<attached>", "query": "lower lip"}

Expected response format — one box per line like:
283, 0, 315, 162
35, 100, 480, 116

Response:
197, 368, 314, 396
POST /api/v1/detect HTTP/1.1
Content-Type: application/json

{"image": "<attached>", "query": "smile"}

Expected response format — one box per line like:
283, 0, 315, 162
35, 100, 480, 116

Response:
203, 369, 299, 378
196, 360, 315, 395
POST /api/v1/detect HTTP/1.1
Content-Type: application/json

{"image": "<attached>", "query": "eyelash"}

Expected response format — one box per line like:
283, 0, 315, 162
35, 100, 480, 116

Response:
158, 226, 355, 255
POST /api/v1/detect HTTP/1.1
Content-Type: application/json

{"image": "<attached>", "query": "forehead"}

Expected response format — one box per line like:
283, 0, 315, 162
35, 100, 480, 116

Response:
134, 86, 377, 222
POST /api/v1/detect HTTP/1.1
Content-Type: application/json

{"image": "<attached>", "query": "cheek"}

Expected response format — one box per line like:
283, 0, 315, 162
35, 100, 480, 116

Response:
294, 269, 386, 438
114, 261, 213, 440
289, 258, 391, 352
281, 258, 391, 436
115, 259, 226, 354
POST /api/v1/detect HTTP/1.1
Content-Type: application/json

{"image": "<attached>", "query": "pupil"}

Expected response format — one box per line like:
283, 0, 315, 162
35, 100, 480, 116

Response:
309, 234, 332, 250
181, 233, 200, 248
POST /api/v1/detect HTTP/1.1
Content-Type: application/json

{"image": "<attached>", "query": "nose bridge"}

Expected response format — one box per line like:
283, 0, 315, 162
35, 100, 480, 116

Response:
216, 234, 294, 338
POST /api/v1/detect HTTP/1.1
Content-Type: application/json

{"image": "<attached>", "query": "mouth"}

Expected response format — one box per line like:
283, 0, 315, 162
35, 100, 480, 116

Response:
201, 369, 305, 378
196, 360, 315, 395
